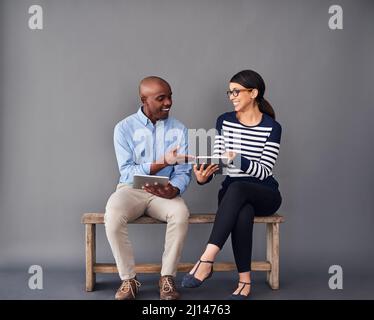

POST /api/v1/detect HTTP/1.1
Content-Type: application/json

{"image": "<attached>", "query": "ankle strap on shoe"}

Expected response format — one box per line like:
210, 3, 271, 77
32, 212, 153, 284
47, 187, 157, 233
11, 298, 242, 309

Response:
191, 259, 214, 276
237, 281, 251, 295
199, 259, 214, 264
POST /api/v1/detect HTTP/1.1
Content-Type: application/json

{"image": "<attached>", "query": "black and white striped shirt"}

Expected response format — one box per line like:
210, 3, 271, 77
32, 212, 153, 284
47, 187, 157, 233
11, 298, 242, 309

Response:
213, 112, 282, 180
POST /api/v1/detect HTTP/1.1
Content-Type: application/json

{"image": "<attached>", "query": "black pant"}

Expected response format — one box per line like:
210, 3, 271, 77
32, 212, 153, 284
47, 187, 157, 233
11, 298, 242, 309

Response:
208, 181, 282, 273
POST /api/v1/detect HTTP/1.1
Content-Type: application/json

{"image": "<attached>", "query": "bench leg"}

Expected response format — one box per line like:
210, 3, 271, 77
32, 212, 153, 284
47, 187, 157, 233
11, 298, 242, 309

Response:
266, 223, 280, 290
85, 224, 96, 292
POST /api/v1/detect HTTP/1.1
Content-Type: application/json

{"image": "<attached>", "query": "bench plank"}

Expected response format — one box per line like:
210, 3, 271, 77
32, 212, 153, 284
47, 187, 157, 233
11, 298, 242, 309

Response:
81, 213, 285, 224
93, 261, 271, 273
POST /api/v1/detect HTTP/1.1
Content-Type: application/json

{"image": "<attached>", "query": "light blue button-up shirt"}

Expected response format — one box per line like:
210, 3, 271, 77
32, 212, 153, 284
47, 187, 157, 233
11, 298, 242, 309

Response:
113, 107, 192, 194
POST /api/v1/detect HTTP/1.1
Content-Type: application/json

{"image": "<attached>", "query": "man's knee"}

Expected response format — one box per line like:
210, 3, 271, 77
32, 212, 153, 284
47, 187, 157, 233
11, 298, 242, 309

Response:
104, 191, 133, 226
104, 207, 129, 234
166, 201, 190, 225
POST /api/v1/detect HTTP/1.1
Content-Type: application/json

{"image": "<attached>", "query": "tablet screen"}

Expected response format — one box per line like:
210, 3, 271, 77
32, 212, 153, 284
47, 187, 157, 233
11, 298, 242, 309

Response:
195, 156, 229, 174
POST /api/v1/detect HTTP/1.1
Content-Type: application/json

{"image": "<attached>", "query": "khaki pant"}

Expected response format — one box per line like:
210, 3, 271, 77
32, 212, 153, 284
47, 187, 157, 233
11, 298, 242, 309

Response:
104, 184, 190, 280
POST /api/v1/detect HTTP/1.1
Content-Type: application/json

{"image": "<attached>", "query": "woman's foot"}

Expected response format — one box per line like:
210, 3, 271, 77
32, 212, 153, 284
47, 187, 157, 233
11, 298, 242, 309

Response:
228, 281, 251, 300
233, 281, 251, 295
181, 259, 214, 288
189, 259, 214, 281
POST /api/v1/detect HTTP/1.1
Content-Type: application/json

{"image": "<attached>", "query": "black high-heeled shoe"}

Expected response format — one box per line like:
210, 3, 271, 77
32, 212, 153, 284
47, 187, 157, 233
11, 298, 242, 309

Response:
181, 259, 214, 288
227, 281, 251, 300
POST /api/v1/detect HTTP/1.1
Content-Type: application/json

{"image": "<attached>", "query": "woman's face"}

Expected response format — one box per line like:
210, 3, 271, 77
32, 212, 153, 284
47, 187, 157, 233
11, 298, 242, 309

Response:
228, 82, 257, 112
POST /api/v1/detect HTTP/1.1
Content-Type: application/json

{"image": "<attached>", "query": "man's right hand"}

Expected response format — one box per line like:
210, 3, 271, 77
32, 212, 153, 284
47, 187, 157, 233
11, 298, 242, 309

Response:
193, 163, 219, 184
163, 146, 194, 165
150, 146, 194, 175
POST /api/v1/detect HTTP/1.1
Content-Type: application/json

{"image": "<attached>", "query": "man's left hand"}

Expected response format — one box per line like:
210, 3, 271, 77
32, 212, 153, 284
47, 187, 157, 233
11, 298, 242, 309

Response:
143, 183, 180, 199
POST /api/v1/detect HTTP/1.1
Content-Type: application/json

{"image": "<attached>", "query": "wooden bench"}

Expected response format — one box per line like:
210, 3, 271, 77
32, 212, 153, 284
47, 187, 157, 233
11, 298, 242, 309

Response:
81, 213, 285, 292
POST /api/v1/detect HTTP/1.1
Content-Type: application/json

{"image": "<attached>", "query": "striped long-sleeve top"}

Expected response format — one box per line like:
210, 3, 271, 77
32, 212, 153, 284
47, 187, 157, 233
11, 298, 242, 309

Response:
213, 111, 282, 190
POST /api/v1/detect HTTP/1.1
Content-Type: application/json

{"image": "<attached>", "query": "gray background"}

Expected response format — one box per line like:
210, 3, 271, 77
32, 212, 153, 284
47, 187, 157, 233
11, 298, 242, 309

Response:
1, 0, 373, 299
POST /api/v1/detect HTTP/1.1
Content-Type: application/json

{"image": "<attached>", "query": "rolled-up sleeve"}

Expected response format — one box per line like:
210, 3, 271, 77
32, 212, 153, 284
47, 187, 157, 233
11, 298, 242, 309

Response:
169, 127, 192, 194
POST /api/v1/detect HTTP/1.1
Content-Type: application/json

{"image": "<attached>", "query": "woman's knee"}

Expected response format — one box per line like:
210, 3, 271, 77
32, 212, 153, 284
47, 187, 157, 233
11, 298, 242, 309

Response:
225, 181, 248, 197
237, 205, 254, 224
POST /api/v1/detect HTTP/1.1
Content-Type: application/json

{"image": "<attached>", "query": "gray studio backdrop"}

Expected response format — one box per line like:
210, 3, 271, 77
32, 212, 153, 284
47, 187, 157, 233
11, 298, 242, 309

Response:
1, 0, 374, 278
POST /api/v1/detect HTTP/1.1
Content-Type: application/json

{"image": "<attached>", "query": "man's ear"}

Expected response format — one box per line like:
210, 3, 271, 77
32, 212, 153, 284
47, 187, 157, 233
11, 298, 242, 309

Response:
140, 95, 147, 104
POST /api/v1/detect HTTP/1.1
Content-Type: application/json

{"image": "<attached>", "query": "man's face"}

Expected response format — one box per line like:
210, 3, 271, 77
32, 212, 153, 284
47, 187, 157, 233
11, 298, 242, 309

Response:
142, 82, 172, 122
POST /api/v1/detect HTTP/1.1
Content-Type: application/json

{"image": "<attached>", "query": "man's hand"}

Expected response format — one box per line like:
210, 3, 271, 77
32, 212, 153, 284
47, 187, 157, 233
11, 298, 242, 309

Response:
163, 145, 195, 165
150, 146, 194, 175
143, 182, 180, 199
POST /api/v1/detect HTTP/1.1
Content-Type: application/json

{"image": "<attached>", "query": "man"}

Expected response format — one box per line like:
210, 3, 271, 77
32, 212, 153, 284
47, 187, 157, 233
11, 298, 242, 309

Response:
104, 76, 192, 300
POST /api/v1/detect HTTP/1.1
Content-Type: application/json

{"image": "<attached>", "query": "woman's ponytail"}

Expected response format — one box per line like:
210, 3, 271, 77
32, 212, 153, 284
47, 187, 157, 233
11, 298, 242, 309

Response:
257, 97, 275, 120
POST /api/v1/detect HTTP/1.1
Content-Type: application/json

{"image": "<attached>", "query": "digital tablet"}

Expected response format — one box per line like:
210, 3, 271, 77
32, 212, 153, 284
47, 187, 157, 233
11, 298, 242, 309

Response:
195, 156, 230, 174
133, 174, 169, 189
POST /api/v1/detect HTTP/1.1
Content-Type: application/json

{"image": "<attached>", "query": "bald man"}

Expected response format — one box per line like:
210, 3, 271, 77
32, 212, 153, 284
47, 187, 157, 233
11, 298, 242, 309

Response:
104, 76, 192, 300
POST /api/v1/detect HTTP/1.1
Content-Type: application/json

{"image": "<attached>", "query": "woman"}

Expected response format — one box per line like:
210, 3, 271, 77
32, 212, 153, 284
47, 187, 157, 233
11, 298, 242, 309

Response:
182, 70, 282, 299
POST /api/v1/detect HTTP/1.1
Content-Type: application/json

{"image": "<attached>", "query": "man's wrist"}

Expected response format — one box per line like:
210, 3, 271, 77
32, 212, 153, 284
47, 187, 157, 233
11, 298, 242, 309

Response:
168, 183, 180, 196
173, 186, 180, 195
150, 161, 168, 175
158, 156, 172, 167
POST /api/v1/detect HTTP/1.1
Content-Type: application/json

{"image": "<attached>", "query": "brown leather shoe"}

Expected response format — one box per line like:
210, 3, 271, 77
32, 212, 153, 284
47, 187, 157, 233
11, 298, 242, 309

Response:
115, 278, 141, 300
159, 275, 180, 300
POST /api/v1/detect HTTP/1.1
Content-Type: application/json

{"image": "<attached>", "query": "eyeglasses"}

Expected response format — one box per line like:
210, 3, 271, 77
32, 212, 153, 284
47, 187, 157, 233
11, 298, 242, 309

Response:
226, 88, 253, 98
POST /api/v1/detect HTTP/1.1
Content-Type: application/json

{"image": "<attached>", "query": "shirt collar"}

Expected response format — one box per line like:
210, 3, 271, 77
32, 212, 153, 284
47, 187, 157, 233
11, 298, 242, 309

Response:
137, 107, 150, 126
137, 106, 167, 126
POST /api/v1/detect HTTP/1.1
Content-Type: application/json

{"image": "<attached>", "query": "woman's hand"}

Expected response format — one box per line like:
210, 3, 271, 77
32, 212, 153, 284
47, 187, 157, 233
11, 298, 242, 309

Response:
193, 163, 220, 184
222, 151, 237, 162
